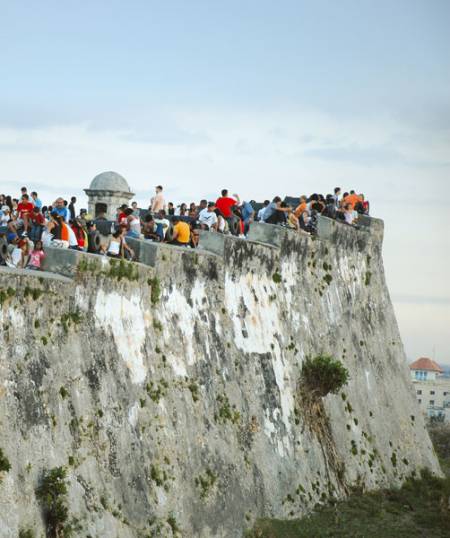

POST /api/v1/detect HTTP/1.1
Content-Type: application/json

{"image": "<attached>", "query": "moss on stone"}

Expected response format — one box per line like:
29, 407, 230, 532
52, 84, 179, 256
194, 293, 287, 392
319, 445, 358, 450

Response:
148, 277, 161, 304
108, 259, 139, 281
0, 448, 11, 478
272, 271, 282, 284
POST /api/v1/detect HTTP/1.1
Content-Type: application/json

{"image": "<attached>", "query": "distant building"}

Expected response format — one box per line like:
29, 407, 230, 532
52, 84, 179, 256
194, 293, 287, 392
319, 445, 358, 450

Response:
410, 357, 450, 421
84, 171, 134, 220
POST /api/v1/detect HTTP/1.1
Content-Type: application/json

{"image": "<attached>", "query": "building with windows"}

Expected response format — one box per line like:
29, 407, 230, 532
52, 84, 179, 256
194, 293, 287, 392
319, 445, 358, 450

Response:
410, 357, 450, 421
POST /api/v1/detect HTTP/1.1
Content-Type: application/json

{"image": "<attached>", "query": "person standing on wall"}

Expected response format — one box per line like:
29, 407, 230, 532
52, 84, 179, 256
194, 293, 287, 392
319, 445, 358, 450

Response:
68, 196, 77, 220
151, 185, 165, 214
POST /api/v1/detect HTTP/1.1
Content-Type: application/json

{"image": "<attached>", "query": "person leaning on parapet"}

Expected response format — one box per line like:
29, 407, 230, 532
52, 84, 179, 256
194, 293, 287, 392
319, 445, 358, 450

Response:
169, 216, 190, 247
198, 202, 218, 231
262, 196, 291, 225
143, 215, 161, 242
294, 196, 308, 220
215, 189, 240, 235
150, 185, 165, 214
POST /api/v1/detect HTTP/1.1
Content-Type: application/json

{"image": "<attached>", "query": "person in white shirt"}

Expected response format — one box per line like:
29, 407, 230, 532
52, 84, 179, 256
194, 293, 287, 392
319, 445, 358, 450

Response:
333, 187, 341, 208
198, 202, 218, 230
0, 205, 10, 226
65, 222, 79, 249
344, 203, 357, 225
154, 210, 171, 239
150, 185, 165, 214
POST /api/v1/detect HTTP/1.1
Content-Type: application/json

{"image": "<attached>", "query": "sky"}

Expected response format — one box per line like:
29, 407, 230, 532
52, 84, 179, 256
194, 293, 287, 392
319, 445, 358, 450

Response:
1, 0, 449, 363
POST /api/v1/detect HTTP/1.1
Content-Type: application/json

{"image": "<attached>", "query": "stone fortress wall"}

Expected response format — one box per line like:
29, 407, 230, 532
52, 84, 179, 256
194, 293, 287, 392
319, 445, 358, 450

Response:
0, 216, 441, 537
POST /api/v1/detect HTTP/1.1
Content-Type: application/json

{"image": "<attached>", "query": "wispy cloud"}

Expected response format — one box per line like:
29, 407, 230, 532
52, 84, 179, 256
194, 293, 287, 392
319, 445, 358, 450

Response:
392, 293, 450, 306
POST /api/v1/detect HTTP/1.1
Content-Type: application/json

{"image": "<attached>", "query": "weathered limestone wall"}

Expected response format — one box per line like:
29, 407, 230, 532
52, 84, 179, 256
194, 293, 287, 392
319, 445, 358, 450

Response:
0, 218, 440, 537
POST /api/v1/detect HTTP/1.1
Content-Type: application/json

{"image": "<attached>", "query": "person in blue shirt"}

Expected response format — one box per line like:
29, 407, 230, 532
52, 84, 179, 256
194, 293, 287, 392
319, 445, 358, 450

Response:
52, 197, 69, 221
31, 191, 42, 209
240, 200, 255, 235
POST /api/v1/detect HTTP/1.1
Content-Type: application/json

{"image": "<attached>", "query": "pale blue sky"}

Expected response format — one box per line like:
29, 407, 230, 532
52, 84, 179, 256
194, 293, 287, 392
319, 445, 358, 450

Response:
1, 0, 449, 363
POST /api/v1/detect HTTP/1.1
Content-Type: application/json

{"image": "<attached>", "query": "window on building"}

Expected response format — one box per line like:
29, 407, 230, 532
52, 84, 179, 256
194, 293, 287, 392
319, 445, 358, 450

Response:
418, 399, 422, 404
430, 400, 435, 405
430, 390, 435, 395
417, 390, 422, 395
444, 392, 448, 396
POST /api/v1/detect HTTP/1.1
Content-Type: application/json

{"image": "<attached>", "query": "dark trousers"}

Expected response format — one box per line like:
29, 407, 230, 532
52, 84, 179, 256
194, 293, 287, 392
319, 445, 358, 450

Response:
265, 211, 286, 225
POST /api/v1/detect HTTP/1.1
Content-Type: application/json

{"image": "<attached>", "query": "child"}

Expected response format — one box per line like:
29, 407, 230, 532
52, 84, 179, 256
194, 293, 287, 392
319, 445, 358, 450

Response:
7, 238, 29, 268
27, 240, 45, 270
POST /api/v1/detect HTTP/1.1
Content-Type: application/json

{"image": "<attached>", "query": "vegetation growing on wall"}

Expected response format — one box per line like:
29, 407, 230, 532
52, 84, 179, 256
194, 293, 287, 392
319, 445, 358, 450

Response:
35, 467, 73, 537
148, 277, 161, 304
297, 355, 349, 493
301, 355, 349, 398
0, 447, 11, 480
0, 286, 15, 306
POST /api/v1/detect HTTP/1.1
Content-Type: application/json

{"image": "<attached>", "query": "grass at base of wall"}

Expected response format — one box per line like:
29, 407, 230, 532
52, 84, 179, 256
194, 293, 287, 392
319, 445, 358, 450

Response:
246, 469, 450, 537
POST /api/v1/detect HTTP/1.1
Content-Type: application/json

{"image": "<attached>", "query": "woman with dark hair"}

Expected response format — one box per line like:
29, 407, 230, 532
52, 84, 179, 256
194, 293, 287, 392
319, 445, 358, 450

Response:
263, 196, 291, 225
176, 203, 188, 217
354, 201, 365, 214
107, 226, 135, 259
124, 207, 141, 238
188, 202, 198, 219
5, 195, 13, 211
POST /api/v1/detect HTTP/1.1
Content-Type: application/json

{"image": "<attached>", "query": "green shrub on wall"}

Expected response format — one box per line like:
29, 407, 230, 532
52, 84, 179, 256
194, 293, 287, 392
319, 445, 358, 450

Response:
301, 355, 349, 397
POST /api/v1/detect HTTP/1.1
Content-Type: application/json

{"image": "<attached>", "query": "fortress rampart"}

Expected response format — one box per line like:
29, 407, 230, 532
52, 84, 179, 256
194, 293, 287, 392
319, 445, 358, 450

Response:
0, 217, 440, 537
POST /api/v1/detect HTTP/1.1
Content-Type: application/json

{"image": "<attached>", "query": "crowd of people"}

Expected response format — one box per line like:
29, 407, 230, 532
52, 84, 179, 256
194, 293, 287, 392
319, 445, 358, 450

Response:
0, 185, 369, 270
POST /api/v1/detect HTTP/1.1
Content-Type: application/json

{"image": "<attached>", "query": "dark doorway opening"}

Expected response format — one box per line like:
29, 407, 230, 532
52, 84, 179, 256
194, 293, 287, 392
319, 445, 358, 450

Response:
95, 202, 108, 218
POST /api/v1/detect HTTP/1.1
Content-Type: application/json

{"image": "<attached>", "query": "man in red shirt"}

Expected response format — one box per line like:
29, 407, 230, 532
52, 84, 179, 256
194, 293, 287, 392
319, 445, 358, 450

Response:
117, 204, 128, 225
215, 189, 240, 235
17, 194, 34, 234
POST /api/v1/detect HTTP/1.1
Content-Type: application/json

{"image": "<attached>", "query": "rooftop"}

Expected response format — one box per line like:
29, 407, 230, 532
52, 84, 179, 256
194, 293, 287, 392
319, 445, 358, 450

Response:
87, 171, 131, 192
409, 357, 444, 373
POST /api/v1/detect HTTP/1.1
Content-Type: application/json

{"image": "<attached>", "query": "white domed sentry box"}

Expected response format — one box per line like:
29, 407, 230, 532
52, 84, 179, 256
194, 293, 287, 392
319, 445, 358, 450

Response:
84, 171, 135, 219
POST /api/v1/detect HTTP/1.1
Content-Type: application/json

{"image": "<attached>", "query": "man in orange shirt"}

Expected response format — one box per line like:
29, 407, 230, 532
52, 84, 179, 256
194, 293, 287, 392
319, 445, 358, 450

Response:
294, 195, 308, 218
344, 190, 362, 209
